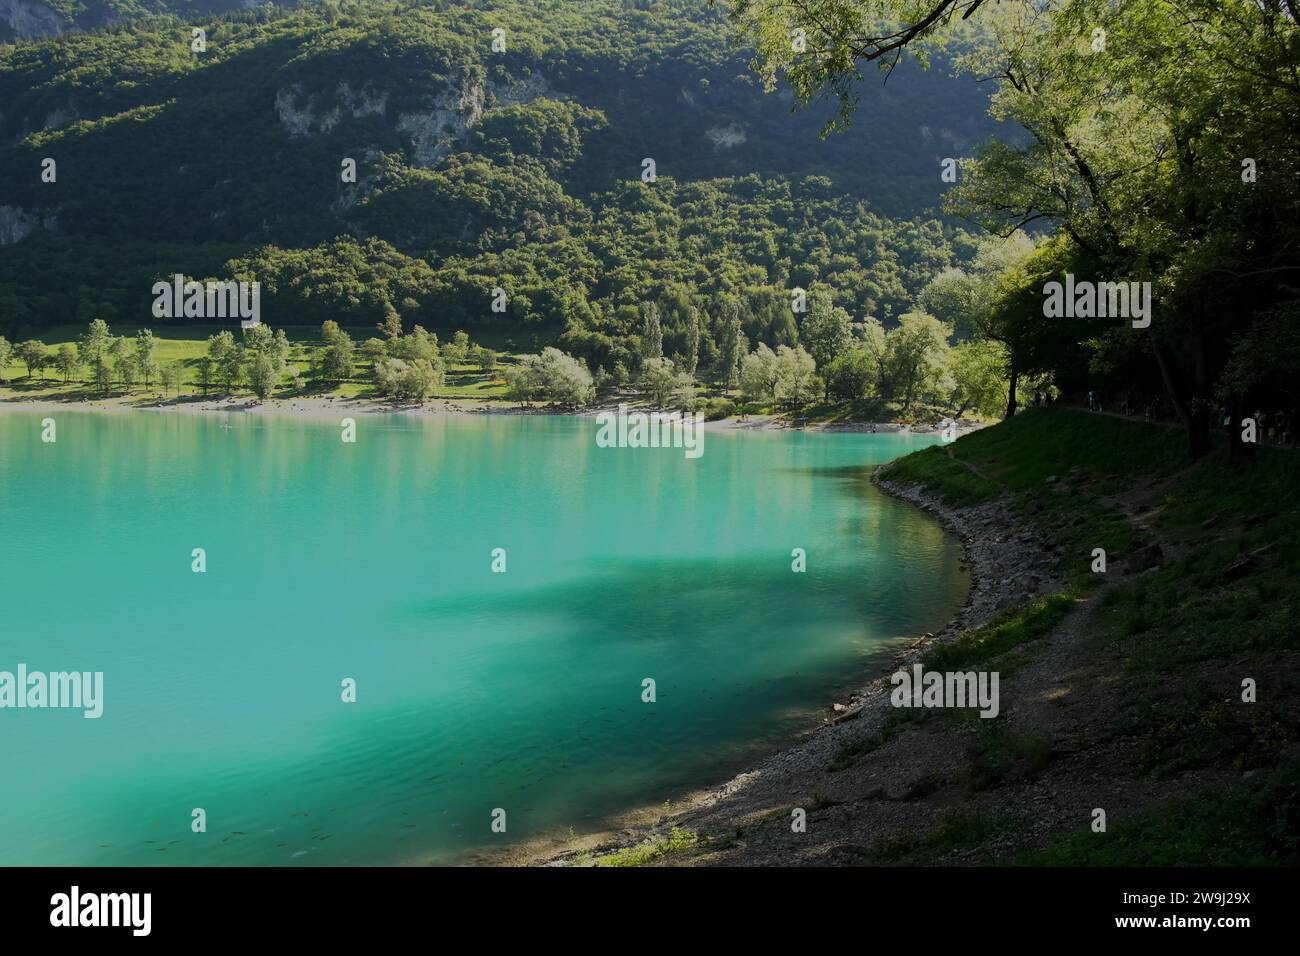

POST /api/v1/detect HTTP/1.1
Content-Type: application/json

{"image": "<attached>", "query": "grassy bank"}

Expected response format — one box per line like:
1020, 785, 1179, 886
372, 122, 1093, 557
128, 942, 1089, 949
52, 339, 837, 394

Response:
872, 407, 1300, 864
0, 324, 520, 405
576, 406, 1300, 866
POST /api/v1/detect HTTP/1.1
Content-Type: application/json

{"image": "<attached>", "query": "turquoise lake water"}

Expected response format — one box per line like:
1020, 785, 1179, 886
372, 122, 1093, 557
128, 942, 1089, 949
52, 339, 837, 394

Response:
0, 410, 966, 865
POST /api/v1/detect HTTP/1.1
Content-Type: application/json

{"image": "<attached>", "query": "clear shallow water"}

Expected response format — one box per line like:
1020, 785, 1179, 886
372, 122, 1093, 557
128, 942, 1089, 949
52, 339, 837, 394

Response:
0, 410, 965, 865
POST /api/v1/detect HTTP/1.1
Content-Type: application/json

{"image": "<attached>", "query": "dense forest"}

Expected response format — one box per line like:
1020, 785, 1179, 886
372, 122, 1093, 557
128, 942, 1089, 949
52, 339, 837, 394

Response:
731, 0, 1300, 458
0, 0, 1004, 378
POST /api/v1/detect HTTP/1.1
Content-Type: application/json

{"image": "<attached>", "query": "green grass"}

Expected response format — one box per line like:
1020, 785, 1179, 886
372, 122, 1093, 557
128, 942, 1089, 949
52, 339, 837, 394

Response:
922, 592, 1077, 674
876, 445, 1002, 507
966, 724, 1054, 792
1016, 758, 1300, 865
879, 407, 1300, 864
948, 407, 1188, 493
798, 397, 962, 426
873, 811, 1006, 863
1, 327, 517, 402
597, 827, 700, 867
828, 706, 934, 772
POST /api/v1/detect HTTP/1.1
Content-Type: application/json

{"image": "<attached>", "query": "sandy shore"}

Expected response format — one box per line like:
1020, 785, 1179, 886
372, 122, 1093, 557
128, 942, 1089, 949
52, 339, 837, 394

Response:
0, 391, 986, 436
0, 392, 520, 422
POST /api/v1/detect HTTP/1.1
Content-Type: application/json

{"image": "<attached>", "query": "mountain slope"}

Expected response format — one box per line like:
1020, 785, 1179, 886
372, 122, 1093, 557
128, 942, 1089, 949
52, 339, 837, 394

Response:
0, 0, 1009, 349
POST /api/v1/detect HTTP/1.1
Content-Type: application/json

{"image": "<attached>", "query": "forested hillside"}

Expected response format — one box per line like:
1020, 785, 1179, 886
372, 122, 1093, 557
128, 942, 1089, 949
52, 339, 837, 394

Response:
0, 0, 255, 43
0, 0, 1003, 357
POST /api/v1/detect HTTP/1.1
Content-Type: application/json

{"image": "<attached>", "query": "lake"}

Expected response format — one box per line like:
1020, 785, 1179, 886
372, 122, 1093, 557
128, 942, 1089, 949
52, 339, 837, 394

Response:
0, 409, 966, 864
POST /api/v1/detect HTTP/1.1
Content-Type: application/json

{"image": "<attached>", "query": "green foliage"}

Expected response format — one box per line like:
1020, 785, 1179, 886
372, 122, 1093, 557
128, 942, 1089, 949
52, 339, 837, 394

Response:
1017, 758, 1300, 866
741, 0, 1300, 457
503, 346, 594, 405
597, 826, 700, 867
740, 342, 817, 407
638, 356, 694, 409
0, 0, 994, 383
876, 445, 1001, 507
922, 592, 1075, 674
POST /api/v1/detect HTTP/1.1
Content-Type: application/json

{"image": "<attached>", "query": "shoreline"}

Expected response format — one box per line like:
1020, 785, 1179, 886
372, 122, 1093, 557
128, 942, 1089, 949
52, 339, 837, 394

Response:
499, 467, 1060, 866
0, 392, 987, 437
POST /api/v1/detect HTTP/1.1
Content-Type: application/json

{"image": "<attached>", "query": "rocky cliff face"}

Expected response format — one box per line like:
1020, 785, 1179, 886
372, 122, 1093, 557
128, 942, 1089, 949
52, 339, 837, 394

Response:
275, 82, 391, 138
705, 123, 746, 150
0, 0, 65, 40
395, 80, 485, 167
275, 72, 564, 167
0, 204, 56, 244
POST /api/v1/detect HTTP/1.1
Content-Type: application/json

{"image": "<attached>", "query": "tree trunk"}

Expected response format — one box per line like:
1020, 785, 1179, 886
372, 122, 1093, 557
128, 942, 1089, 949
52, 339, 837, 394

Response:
1004, 363, 1018, 419
1148, 336, 1208, 459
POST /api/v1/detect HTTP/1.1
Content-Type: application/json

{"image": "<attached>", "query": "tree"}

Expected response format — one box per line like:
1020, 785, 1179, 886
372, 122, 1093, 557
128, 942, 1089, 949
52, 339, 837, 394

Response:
272, 329, 292, 370
825, 348, 874, 402
505, 348, 594, 406
363, 337, 390, 367
638, 301, 663, 360
248, 351, 277, 400
78, 320, 111, 372
317, 329, 355, 383
948, 340, 1007, 418
390, 325, 436, 362
715, 298, 743, 387
731, 0, 1300, 461
77, 317, 111, 392
740, 343, 782, 403
683, 306, 702, 376
502, 361, 540, 404
208, 331, 242, 391
133, 330, 158, 389
920, 234, 1038, 418
397, 358, 443, 402
160, 361, 184, 398
800, 288, 853, 395
885, 312, 951, 411
638, 357, 695, 408
778, 345, 820, 407
472, 345, 498, 374
107, 336, 129, 384
859, 316, 892, 401
443, 330, 471, 365
374, 355, 446, 401
114, 352, 137, 390
946, 1, 1300, 457
0, 336, 12, 382
196, 357, 215, 396
730, 0, 987, 130
320, 320, 345, 346
242, 323, 273, 354
378, 304, 403, 340
55, 344, 80, 384
16, 340, 47, 380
